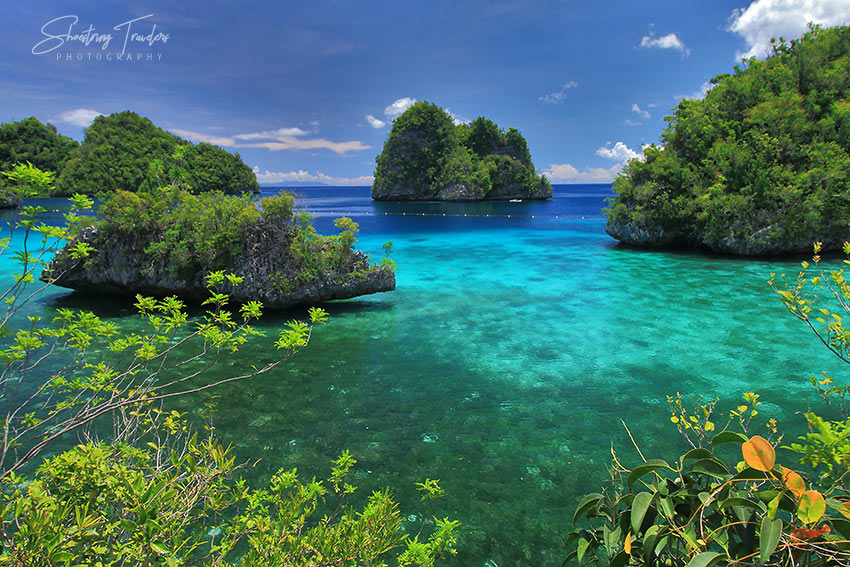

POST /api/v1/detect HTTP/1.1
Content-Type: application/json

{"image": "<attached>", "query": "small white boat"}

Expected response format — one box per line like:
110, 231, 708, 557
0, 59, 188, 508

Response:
509, 199, 522, 202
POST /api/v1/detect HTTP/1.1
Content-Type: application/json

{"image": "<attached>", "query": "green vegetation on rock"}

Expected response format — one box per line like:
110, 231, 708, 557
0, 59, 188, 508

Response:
0, 117, 78, 177
605, 25, 850, 255
372, 102, 551, 201
54, 111, 258, 197
43, 185, 395, 307
0, 117, 77, 205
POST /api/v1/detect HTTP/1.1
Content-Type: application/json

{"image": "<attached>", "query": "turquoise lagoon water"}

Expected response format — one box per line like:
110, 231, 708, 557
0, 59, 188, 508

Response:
1, 185, 847, 566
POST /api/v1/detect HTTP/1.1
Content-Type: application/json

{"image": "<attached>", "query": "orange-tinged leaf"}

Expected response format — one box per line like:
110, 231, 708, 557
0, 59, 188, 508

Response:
790, 524, 830, 540
781, 466, 806, 498
797, 490, 826, 525
624, 532, 632, 555
742, 435, 775, 472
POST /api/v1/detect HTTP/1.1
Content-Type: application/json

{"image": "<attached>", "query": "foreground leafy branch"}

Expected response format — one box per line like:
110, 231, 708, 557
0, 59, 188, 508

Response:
0, 170, 457, 565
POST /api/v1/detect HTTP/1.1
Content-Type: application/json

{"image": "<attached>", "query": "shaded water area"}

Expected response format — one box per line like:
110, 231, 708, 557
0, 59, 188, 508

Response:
1, 185, 846, 566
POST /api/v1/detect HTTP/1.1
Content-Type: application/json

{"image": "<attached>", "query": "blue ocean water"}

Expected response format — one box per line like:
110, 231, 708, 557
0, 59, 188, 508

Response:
1, 185, 844, 566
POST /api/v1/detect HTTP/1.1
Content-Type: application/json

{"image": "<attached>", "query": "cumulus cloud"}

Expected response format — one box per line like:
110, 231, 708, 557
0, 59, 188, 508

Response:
639, 32, 689, 55
241, 137, 371, 155
170, 129, 236, 146
542, 162, 624, 183
57, 108, 104, 127
596, 141, 642, 163
364, 97, 419, 129
623, 119, 643, 127
234, 127, 310, 140
365, 114, 386, 129
384, 97, 417, 119
539, 81, 578, 104
728, 0, 850, 59
631, 103, 651, 119
252, 166, 374, 186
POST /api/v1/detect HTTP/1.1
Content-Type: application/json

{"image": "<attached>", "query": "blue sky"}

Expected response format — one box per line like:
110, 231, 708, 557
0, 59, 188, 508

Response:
2, 0, 849, 185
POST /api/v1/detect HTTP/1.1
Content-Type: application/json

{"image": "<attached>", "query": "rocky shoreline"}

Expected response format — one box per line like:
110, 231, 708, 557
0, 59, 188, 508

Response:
41, 220, 395, 308
605, 216, 848, 255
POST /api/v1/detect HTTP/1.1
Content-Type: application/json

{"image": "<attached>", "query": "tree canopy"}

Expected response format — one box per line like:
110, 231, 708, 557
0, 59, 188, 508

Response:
605, 24, 850, 254
0, 117, 78, 176
54, 111, 259, 197
372, 102, 551, 201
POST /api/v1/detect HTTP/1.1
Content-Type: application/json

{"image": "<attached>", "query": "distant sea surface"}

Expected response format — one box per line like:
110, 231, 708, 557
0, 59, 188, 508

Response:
2, 184, 842, 566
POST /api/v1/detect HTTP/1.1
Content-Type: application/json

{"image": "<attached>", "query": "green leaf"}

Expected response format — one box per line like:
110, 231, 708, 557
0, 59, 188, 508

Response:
711, 431, 747, 449
659, 496, 675, 520
681, 448, 713, 462
831, 518, 850, 540
573, 493, 603, 523
150, 541, 170, 554
627, 459, 671, 490
685, 551, 724, 567
690, 458, 730, 479
759, 517, 782, 564
642, 525, 661, 561
609, 550, 629, 567
603, 525, 621, 558
719, 497, 762, 512
767, 494, 780, 521
631, 492, 654, 534
576, 538, 590, 563
730, 468, 773, 482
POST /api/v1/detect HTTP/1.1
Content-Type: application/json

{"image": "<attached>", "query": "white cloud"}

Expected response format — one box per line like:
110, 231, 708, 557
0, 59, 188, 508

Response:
252, 166, 374, 186
445, 108, 470, 125
623, 119, 643, 127
728, 0, 850, 59
170, 129, 236, 146
631, 103, 651, 119
172, 128, 369, 155
384, 97, 417, 119
234, 127, 310, 140
57, 108, 104, 127
365, 114, 386, 129
675, 81, 713, 101
542, 162, 624, 183
241, 137, 371, 155
639, 32, 689, 55
596, 141, 642, 163
539, 81, 578, 104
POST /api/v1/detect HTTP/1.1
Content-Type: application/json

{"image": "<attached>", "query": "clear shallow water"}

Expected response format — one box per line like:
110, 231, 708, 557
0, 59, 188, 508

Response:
1, 186, 846, 566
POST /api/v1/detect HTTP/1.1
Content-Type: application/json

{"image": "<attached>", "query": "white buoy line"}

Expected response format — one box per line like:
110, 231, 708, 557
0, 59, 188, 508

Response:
297, 211, 569, 220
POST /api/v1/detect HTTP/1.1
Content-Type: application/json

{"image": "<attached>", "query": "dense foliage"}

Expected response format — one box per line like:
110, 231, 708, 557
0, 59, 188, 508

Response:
0, 162, 56, 206
54, 111, 258, 197
372, 102, 551, 200
0, 117, 78, 178
95, 186, 387, 290
606, 25, 850, 254
98, 186, 261, 279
